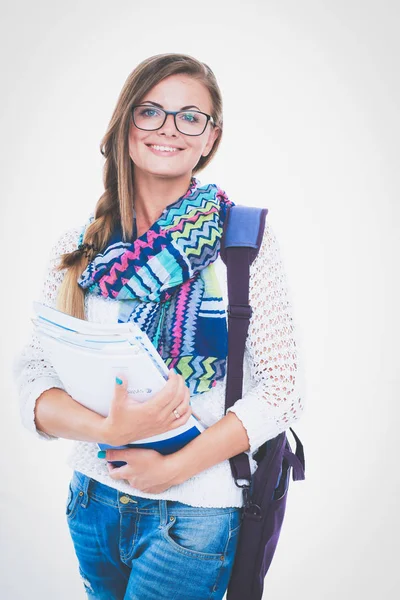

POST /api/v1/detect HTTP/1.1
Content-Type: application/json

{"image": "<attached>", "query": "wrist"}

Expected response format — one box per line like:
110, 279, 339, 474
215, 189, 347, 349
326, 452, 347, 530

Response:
166, 451, 185, 486
97, 418, 120, 446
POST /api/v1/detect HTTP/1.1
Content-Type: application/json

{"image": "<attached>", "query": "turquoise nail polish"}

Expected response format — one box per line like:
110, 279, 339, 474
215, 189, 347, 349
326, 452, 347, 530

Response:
98, 450, 106, 458
115, 377, 123, 385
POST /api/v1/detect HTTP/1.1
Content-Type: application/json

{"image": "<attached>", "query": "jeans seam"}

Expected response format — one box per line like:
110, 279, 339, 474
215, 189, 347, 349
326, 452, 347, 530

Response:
210, 511, 238, 598
120, 511, 141, 564
228, 509, 242, 537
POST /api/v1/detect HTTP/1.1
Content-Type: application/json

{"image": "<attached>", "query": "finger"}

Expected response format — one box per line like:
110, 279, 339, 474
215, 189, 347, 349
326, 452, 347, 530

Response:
107, 463, 130, 480
113, 374, 128, 398
157, 372, 185, 415
171, 383, 190, 416
105, 448, 133, 462
148, 370, 179, 409
105, 447, 156, 461
167, 372, 186, 406
159, 375, 187, 421
169, 389, 192, 424
115, 374, 153, 404
169, 406, 192, 427
169, 406, 193, 429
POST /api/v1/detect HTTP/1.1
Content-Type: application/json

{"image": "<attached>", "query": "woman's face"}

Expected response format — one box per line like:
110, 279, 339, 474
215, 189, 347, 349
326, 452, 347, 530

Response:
128, 74, 220, 179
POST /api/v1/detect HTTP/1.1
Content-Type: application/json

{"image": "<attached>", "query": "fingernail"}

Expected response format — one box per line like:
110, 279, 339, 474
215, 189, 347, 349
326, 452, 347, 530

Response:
97, 451, 106, 458
115, 377, 123, 385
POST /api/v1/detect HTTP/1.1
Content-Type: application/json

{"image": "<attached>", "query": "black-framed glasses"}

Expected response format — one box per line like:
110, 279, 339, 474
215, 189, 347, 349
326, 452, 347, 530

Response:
131, 104, 215, 136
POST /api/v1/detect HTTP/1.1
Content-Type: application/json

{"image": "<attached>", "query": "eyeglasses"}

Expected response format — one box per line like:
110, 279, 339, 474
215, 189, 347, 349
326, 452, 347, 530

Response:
131, 104, 215, 136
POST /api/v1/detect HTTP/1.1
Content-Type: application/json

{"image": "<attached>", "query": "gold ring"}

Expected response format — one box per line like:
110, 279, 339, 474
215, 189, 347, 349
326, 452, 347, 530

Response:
173, 409, 181, 419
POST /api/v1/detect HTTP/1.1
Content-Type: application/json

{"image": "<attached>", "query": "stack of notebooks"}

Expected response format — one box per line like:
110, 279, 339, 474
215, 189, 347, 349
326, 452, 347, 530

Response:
32, 302, 205, 466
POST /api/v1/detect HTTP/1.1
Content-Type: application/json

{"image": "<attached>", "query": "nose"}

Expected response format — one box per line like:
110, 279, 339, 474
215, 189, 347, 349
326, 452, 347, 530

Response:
159, 113, 178, 135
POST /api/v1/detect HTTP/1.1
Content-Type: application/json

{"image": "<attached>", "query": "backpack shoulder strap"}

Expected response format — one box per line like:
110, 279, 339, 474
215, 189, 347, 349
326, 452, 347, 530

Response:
220, 205, 268, 493
221, 205, 267, 255
220, 204, 268, 409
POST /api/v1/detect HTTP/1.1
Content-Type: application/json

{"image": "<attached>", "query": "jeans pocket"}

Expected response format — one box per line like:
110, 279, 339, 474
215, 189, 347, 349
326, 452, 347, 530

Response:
65, 480, 82, 521
162, 511, 232, 561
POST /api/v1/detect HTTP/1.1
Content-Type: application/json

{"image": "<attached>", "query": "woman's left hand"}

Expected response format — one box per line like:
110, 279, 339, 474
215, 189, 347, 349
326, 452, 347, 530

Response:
105, 448, 179, 494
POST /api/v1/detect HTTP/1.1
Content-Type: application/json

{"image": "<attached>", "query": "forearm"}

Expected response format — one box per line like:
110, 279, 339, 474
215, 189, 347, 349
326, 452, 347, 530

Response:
169, 412, 250, 486
34, 387, 109, 443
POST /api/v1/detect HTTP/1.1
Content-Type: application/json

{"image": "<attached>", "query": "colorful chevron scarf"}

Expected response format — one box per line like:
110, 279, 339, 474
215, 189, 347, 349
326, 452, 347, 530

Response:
77, 176, 234, 394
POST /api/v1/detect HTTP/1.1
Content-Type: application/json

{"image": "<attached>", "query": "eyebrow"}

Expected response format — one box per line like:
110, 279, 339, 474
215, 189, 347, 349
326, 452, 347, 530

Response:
141, 101, 202, 111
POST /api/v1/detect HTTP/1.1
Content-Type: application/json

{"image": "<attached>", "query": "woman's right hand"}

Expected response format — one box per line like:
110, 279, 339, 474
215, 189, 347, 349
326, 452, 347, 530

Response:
100, 370, 193, 447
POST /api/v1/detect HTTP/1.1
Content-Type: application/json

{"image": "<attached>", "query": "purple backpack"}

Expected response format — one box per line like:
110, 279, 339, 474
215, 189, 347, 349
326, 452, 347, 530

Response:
220, 205, 306, 600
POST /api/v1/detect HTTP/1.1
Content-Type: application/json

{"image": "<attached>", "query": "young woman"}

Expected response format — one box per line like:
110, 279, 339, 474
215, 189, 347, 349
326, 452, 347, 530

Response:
13, 53, 305, 600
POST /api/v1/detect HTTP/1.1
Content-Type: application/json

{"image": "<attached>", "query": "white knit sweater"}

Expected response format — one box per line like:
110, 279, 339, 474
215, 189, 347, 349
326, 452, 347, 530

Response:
13, 218, 305, 508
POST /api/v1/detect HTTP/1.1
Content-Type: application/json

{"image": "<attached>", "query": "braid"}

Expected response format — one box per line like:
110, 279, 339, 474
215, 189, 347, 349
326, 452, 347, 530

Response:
77, 242, 100, 261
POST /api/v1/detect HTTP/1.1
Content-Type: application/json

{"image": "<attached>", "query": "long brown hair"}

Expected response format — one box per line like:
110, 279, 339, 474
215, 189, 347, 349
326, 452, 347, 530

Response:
55, 53, 223, 319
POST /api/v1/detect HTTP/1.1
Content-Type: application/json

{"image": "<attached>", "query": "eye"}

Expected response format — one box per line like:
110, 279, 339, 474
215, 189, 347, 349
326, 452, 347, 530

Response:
140, 108, 162, 118
179, 111, 200, 123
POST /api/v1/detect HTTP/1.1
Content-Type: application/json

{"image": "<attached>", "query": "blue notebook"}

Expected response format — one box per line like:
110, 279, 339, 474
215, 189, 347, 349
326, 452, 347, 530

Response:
32, 301, 206, 466
97, 424, 203, 467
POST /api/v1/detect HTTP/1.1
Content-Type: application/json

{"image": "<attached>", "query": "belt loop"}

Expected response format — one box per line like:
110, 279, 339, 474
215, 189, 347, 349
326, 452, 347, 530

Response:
159, 500, 168, 527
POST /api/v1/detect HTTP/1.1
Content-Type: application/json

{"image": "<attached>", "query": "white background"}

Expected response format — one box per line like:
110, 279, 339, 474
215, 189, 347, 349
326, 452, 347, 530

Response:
2, 0, 399, 598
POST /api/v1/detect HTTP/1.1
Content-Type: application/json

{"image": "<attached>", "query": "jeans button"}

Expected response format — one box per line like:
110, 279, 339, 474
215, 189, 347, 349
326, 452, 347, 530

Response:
120, 495, 137, 504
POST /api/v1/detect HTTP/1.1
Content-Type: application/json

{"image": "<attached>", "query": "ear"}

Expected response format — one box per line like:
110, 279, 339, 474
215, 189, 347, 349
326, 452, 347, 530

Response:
202, 126, 221, 158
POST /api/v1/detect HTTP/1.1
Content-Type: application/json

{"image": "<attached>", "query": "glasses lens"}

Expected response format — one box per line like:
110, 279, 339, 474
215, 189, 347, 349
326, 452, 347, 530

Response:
133, 106, 165, 130
176, 111, 207, 135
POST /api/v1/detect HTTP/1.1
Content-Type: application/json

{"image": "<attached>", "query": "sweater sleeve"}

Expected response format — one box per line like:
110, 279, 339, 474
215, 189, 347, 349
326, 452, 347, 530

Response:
226, 220, 306, 454
12, 226, 81, 441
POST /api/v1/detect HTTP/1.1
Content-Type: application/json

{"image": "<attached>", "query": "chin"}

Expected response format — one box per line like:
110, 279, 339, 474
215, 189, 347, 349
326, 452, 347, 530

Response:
141, 164, 190, 178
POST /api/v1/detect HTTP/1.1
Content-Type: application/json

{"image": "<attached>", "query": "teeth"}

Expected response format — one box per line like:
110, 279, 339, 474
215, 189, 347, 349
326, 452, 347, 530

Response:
150, 145, 179, 152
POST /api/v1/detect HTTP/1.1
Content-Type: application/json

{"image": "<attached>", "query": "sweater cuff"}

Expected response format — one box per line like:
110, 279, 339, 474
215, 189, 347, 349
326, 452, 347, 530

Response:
21, 377, 66, 442
226, 392, 294, 455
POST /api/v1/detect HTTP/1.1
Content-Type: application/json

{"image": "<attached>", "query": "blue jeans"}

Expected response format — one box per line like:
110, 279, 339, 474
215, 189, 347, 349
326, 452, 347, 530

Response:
65, 470, 242, 600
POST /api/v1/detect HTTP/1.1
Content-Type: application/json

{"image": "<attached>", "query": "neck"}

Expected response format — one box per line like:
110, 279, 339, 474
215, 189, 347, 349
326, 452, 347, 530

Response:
133, 171, 193, 237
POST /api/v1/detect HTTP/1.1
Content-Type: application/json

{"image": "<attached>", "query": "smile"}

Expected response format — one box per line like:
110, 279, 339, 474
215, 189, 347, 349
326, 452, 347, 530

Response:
146, 144, 183, 155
